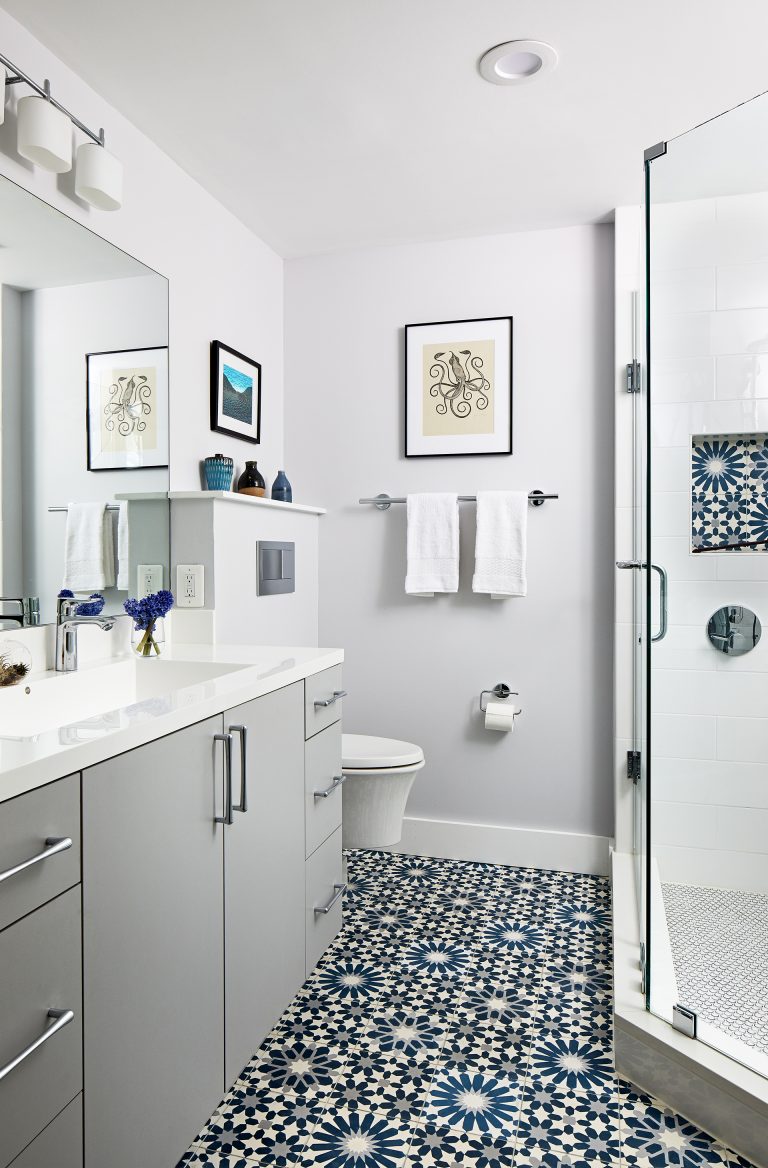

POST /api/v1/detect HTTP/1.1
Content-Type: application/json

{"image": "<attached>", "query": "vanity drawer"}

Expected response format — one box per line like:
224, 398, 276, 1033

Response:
305, 825, 344, 976
304, 666, 345, 739
0, 887, 83, 1168
8, 1094, 82, 1168
0, 775, 80, 934
305, 722, 343, 858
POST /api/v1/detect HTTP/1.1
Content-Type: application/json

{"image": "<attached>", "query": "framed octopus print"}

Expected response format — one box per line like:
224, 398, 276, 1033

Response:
86, 346, 169, 471
404, 317, 513, 457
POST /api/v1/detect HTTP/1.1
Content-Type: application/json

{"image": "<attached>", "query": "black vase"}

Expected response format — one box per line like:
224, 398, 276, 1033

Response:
237, 460, 266, 497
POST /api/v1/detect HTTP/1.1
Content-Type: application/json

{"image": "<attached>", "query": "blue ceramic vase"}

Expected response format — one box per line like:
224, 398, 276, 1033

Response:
204, 453, 233, 491
271, 470, 292, 503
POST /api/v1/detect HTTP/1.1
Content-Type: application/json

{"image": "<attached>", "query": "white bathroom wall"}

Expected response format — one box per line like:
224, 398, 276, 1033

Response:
0, 7, 284, 490
286, 225, 615, 873
649, 193, 768, 891
0, 285, 24, 595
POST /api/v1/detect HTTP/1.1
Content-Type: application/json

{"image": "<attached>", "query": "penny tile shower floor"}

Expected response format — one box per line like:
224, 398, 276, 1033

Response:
178, 851, 756, 1168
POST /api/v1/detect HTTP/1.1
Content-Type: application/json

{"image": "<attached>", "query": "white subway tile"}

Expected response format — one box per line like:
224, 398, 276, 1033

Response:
715, 550, 768, 582
717, 715, 768, 763
672, 580, 768, 626
651, 624, 715, 672
717, 261, 768, 310
715, 353, 768, 400
653, 268, 715, 314
652, 312, 711, 360
710, 308, 768, 355
652, 669, 768, 719
653, 843, 768, 892
652, 712, 717, 759
652, 535, 715, 582
652, 756, 768, 809
652, 357, 715, 403
652, 446, 690, 493
653, 800, 768, 854
651, 492, 689, 538
716, 192, 768, 266
651, 200, 716, 271
652, 399, 768, 446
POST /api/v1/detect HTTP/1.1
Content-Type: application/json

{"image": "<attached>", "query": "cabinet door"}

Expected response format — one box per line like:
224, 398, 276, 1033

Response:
8, 1095, 82, 1168
82, 716, 224, 1168
224, 683, 305, 1085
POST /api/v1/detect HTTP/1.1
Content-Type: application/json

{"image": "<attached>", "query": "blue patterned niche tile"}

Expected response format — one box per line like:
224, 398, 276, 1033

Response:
691, 433, 768, 551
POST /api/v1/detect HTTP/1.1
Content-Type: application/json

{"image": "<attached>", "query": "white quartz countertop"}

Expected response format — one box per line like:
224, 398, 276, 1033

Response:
0, 643, 343, 803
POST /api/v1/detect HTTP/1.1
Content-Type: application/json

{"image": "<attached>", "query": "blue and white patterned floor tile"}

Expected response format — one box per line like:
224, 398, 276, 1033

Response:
178, 850, 758, 1168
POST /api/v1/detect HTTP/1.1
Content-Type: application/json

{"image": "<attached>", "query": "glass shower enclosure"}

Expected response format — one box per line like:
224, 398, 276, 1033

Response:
641, 90, 768, 1080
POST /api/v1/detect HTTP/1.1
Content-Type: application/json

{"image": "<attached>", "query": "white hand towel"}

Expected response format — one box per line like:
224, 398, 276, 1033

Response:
405, 493, 459, 596
117, 501, 130, 591
63, 502, 116, 592
472, 491, 528, 597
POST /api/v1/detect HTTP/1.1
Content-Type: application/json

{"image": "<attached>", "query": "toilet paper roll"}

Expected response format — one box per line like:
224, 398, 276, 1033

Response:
484, 699, 516, 732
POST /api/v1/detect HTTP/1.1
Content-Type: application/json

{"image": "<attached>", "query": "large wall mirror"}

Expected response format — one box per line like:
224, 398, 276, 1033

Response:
0, 175, 169, 627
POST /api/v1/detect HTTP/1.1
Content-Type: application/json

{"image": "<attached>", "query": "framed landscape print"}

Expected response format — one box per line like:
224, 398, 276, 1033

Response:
86, 346, 169, 471
405, 316, 513, 457
210, 340, 261, 444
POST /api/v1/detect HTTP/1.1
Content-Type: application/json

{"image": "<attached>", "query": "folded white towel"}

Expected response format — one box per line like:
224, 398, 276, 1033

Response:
405, 493, 459, 596
472, 491, 528, 597
117, 501, 130, 591
63, 502, 116, 592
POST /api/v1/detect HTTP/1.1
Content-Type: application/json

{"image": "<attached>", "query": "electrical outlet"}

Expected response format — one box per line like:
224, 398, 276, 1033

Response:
138, 564, 163, 597
176, 564, 204, 608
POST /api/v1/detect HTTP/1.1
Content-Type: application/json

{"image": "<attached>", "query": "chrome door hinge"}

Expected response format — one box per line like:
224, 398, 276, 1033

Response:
627, 750, 641, 784
672, 1004, 697, 1039
626, 360, 641, 394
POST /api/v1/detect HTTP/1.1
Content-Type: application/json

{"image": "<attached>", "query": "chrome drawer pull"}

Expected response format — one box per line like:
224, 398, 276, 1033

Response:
230, 724, 248, 813
214, 733, 234, 825
314, 882, 347, 915
314, 690, 347, 710
0, 1008, 74, 1082
314, 775, 346, 800
0, 837, 72, 885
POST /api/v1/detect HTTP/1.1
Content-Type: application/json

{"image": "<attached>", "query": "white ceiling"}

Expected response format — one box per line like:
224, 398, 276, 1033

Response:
4, 0, 768, 257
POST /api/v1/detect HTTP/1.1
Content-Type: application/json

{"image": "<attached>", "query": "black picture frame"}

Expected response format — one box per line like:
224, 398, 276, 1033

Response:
404, 316, 513, 458
210, 339, 262, 445
86, 345, 169, 471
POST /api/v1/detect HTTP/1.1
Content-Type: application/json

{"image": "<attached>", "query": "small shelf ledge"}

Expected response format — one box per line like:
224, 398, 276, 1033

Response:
169, 491, 326, 516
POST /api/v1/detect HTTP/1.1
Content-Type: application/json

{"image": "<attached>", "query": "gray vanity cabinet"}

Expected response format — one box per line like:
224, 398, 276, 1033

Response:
223, 682, 305, 1085
82, 715, 225, 1168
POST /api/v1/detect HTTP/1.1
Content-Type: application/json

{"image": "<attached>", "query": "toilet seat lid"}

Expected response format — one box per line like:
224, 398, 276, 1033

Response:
342, 733, 424, 770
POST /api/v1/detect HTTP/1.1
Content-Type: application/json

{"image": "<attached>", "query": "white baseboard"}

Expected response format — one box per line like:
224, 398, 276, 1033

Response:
386, 815, 612, 876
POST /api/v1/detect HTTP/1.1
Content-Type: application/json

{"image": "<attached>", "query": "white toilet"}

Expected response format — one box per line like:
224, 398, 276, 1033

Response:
341, 733, 425, 848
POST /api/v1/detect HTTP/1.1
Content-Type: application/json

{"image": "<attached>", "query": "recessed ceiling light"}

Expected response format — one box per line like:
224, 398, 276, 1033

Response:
479, 40, 558, 86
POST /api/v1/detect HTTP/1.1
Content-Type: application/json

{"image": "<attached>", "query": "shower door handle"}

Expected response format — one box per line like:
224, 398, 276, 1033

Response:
615, 560, 668, 642
649, 563, 668, 642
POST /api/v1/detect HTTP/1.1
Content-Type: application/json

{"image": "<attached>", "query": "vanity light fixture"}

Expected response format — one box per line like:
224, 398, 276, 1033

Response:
0, 50, 123, 209
478, 39, 558, 86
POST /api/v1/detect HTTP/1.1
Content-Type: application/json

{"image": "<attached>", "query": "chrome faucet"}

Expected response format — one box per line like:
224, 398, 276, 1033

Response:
55, 598, 115, 673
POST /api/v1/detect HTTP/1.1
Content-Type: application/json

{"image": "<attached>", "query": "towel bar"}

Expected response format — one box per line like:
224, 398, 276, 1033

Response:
358, 491, 558, 510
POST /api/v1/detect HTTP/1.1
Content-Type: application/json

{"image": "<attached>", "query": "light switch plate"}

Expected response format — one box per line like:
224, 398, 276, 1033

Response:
138, 564, 163, 596
176, 564, 204, 607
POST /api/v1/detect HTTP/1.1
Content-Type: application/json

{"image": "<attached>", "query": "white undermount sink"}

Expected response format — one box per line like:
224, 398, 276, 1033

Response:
0, 657, 249, 739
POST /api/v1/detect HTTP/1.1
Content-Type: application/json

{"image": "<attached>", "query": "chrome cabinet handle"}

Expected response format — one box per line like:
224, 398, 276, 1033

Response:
314, 690, 347, 710
314, 882, 347, 915
214, 733, 233, 825
230, 724, 248, 813
314, 775, 346, 799
0, 837, 72, 885
0, 1008, 74, 1082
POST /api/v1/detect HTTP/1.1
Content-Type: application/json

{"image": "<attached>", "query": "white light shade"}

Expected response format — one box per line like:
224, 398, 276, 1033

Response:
0, 68, 6, 126
75, 142, 123, 211
16, 94, 72, 171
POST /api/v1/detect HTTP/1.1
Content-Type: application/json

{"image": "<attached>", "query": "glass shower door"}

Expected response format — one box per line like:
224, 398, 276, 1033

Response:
645, 92, 768, 1078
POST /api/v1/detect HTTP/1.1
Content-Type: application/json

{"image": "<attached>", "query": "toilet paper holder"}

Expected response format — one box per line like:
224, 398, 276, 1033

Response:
479, 683, 522, 716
